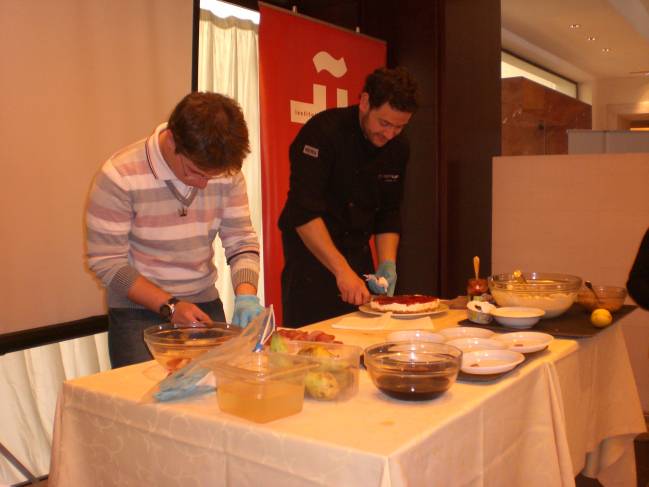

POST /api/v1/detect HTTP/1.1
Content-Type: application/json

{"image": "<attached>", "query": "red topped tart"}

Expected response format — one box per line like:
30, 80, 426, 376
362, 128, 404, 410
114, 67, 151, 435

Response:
369, 294, 440, 314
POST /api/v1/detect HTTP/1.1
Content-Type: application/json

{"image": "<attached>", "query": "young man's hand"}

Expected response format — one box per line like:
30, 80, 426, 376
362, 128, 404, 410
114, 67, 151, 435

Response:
231, 295, 264, 327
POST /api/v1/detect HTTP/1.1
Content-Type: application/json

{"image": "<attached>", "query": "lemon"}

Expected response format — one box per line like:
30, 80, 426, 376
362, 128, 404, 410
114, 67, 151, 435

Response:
590, 308, 613, 328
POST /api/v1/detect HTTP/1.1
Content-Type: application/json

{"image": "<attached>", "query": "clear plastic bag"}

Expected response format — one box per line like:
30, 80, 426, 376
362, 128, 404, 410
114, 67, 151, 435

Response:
154, 306, 276, 402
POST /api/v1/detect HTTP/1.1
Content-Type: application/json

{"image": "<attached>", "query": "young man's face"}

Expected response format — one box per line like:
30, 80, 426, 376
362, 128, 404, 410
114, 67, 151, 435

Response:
162, 129, 222, 189
175, 153, 222, 189
359, 93, 412, 148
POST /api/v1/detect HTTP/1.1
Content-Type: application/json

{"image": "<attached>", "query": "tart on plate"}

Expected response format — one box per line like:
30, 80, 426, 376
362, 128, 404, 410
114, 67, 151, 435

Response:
369, 294, 440, 314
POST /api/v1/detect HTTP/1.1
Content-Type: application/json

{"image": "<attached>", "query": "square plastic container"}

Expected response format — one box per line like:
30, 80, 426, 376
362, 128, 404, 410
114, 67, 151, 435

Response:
279, 340, 362, 401
211, 352, 316, 423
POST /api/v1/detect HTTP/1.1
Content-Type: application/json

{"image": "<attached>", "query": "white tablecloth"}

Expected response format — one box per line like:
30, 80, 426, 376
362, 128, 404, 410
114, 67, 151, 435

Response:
49, 310, 646, 487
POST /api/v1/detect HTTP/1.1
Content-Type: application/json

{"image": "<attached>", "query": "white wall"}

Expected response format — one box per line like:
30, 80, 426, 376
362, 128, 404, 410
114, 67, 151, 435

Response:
588, 76, 649, 130
492, 153, 649, 413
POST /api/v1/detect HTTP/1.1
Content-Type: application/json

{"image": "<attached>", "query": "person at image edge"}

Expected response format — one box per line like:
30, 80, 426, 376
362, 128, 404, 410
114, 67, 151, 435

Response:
627, 227, 649, 310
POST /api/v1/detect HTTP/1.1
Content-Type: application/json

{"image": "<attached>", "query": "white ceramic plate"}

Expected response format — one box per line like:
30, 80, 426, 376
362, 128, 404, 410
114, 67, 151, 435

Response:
491, 307, 546, 329
358, 303, 449, 319
461, 349, 525, 375
439, 326, 494, 340
495, 331, 554, 353
387, 330, 445, 343
445, 337, 506, 353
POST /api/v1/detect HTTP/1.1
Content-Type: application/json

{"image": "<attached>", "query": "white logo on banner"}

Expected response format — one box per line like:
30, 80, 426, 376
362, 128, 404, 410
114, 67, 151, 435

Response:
290, 51, 349, 124
313, 51, 347, 78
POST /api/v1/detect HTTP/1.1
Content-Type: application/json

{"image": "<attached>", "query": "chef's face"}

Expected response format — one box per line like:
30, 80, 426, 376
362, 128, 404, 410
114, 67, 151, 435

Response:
359, 93, 412, 148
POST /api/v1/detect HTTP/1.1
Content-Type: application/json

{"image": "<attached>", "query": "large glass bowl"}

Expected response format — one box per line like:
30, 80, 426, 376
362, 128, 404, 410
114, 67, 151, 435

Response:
143, 321, 241, 372
488, 272, 582, 318
364, 341, 462, 401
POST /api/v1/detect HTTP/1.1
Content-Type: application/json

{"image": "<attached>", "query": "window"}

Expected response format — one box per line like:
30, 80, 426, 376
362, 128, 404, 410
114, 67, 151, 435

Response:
501, 51, 577, 98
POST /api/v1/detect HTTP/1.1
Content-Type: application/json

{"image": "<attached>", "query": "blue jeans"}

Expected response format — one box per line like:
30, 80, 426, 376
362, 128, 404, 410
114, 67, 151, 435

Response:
108, 300, 226, 369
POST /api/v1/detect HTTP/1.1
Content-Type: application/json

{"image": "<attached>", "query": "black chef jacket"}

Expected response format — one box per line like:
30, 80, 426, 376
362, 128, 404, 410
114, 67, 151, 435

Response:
279, 105, 409, 327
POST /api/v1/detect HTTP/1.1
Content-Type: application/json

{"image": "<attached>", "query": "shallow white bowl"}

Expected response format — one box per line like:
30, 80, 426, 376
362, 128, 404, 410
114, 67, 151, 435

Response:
387, 330, 445, 343
491, 307, 545, 329
466, 301, 496, 324
461, 349, 525, 375
446, 337, 506, 353
495, 331, 554, 353
440, 326, 494, 340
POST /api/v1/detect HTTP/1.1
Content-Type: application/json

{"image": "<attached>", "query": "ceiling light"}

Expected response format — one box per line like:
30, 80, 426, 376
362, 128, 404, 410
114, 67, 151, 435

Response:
602, 48, 611, 53
586, 36, 596, 41
569, 23, 581, 29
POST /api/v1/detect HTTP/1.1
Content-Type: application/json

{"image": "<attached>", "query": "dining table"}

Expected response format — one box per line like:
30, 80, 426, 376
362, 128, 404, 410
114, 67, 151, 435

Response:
48, 307, 646, 487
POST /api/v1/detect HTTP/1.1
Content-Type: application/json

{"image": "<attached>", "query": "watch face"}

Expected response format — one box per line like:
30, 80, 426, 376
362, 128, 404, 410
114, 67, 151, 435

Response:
160, 303, 174, 320
159, 298, 178, 320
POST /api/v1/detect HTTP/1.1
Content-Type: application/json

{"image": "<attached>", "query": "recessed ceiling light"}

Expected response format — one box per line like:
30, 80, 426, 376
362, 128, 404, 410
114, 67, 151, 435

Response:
569, 23, 581, 29
602, 47, 611, 53
629, 70, 649, 76
586, 36, 596, 41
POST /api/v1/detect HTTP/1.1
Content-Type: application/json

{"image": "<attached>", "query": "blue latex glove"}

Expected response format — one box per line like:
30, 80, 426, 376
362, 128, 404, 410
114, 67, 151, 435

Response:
368, 260, 397, 296
232, 295, 264, 328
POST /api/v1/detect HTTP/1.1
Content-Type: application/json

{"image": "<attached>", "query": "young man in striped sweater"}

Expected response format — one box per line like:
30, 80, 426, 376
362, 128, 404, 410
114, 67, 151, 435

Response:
86, 92, 263, 368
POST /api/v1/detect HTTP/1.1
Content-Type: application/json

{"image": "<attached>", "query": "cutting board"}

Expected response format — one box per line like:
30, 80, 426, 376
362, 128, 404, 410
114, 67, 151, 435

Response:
458, 304, 637, 338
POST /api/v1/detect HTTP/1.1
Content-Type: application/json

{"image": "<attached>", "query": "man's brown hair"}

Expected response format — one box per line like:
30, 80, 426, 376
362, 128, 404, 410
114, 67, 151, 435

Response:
362, 67, 419, 113
168, 92, 250, 173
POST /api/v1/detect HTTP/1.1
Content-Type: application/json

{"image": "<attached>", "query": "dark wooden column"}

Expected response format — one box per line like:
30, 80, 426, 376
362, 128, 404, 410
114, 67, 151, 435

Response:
359, 0, 501, 297
358, 1, 443, 296
437, 0, 501, 297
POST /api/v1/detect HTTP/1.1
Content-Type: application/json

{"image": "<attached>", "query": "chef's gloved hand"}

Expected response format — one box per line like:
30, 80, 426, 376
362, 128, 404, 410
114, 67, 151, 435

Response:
369, 260, 397, 296
231, 295, 264, 328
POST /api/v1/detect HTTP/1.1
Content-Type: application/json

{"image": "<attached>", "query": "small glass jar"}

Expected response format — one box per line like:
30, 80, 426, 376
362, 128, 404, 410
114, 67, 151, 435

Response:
467, 278, 489, 300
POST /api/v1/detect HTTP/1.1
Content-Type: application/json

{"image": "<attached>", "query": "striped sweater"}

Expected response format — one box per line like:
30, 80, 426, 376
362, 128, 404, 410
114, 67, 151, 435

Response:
86, 123, 260, 309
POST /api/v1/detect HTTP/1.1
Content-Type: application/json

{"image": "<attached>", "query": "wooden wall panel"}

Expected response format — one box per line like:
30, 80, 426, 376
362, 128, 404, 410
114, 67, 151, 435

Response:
502, 77, 592, 155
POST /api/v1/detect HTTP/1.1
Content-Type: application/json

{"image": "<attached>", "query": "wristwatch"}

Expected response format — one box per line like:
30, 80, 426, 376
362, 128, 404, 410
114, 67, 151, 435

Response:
159, 297, 179, 321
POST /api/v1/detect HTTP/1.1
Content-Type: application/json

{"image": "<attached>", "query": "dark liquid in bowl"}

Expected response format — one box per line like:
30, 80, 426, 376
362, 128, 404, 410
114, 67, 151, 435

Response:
375, 375, 452, 401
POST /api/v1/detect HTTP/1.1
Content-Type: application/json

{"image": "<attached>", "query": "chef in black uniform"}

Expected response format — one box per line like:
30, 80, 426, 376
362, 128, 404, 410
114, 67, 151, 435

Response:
279, 67, 418, 327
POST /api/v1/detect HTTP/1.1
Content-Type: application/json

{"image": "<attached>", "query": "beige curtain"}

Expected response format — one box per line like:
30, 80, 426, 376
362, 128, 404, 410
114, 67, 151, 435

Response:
0, 335, 111, 483
198, 10, 265, 318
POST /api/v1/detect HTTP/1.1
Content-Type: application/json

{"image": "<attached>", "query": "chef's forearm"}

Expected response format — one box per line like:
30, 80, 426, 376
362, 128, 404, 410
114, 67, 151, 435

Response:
375, 232, 400, 263
296, 218, 353, 278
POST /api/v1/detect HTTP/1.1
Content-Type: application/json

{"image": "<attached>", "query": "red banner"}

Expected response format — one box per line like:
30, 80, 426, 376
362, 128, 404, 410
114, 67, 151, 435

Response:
259, 3, 386, 324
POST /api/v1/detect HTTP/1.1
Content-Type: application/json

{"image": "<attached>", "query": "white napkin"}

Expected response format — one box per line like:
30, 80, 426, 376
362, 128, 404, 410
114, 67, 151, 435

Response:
332, 314, 433, 331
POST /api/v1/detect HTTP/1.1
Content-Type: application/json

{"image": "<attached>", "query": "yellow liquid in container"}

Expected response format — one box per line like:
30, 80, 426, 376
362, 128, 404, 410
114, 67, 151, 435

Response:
217, 380, 304, 423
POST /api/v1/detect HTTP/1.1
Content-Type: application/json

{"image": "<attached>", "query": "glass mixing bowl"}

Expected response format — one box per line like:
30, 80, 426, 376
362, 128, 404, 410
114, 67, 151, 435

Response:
144, 321, 240, 372
488, 272, 582, 318
364, 341, 462, 401
576, 285, 627, 312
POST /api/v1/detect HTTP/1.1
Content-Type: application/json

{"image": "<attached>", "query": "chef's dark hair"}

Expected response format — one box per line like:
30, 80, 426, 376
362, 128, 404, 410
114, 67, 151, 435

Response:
168, 92, 250, 173
363, 67, 419, 113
